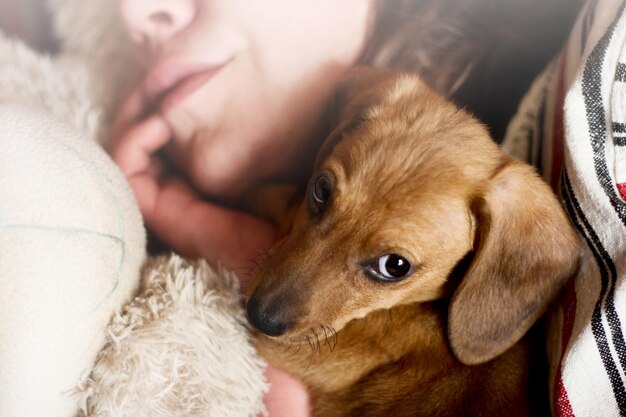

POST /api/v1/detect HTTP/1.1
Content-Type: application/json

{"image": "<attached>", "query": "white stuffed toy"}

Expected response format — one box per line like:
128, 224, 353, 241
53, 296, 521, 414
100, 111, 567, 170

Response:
0, 1, 268, 416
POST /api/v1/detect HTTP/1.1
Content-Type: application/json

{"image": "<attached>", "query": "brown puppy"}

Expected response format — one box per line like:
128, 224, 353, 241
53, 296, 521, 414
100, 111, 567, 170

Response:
246, 69, 580, 417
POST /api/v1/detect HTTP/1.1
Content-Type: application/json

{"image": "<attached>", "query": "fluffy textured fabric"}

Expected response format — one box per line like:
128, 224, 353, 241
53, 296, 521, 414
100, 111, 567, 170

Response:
74, 255, 268, 417
0, 33, 99, 141
503, 0, 626, 414
0, 0, 269, 415
49, 0, 137, 145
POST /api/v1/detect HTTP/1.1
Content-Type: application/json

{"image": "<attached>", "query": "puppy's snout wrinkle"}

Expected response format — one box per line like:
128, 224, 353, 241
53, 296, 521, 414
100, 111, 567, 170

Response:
246, 291, 292, 337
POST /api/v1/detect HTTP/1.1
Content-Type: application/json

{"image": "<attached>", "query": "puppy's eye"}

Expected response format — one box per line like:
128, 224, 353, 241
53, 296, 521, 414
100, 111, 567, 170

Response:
308, 172, 332, 215
365, 254, 412, 282
313, 175, 331, 204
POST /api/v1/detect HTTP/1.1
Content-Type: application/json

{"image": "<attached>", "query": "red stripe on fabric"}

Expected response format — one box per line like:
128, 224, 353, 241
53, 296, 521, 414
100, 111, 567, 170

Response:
551, 55, 567, 191
556, 377, 576, 417
617, 182, 626, 200
554, 279, 578, 416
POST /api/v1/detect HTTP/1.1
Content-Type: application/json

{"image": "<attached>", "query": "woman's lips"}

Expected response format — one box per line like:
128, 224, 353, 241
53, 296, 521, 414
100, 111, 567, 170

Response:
145, 61, 229, 111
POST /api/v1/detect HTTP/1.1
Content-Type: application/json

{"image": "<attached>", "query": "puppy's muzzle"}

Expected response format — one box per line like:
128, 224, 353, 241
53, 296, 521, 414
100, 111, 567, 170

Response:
246, 291, 293, 337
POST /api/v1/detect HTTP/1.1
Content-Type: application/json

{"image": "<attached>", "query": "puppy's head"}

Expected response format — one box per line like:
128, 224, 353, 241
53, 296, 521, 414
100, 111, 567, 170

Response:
246, 69, 579, 365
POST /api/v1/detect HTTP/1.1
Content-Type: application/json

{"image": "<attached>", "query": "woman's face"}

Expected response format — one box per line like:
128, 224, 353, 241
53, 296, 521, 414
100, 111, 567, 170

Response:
119, 0, 373, 200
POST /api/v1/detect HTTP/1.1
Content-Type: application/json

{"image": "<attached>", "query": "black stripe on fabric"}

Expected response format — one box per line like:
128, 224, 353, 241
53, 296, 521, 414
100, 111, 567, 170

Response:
614, 122, 626, 133
582, 2, 626, 227
615, 136, 626, 146
617, 62, 626, 81
561, 171, 626, 415
563, 171, 626, 373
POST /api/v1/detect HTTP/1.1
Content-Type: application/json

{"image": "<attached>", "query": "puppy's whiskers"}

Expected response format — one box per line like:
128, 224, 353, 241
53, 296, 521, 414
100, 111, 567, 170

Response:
328, 326, 339, 352
276, 336, 291, 353
321, 325, 339, 353
244, 248, 270, 272
281, 334, 306, 357
312, 328, 322, 354
289, 336, 304, 357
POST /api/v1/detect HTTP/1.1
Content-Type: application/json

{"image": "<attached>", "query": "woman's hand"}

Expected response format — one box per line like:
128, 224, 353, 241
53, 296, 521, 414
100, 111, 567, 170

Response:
264, 365, 311, 416
108, 90, 310, 417
108, 89, 276, 282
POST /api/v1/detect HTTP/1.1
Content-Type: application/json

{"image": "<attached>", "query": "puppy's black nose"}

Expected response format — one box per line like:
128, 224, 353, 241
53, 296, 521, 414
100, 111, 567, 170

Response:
246, 292, 290, 337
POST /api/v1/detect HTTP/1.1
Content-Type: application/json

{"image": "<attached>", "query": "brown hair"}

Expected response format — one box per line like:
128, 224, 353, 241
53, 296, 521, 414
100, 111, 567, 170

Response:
358, 0, 584, 140
360, 0, 487, 96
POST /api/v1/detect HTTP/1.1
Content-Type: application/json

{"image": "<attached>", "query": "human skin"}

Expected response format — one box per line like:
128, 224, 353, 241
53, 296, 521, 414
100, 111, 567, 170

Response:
110, 0, 373, 271
109, 1, 373, 415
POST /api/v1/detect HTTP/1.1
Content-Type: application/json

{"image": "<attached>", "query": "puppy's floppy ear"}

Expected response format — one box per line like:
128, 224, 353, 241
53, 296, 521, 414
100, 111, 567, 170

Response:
448, 160, 579, 365
315, 67, 397, 168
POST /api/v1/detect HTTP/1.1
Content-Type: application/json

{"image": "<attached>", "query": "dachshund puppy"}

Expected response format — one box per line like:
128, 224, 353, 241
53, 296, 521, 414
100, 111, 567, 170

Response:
246, 69, 579, 417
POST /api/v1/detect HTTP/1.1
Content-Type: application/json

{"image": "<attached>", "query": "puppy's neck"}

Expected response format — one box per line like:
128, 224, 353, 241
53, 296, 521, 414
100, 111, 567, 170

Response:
257, 301, 529, 417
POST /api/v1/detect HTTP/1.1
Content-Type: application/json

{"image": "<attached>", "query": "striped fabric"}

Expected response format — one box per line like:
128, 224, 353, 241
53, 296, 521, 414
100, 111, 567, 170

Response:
502, 1, 626, 415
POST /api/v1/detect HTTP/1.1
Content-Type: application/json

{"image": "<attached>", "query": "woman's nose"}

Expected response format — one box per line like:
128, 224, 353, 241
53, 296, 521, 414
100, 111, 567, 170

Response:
120, 0, 196, 45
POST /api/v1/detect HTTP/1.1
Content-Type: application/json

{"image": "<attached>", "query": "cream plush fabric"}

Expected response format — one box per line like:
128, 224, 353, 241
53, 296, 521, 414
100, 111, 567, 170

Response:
0, 0, 268, 416
75, 256, 267, 417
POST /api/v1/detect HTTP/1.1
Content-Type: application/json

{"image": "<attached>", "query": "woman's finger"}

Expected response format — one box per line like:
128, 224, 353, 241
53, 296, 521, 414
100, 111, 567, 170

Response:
110, 115, 171, 177
264, 365, 310, 417
142, 177, 277, 274
110, 88, 148, 136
